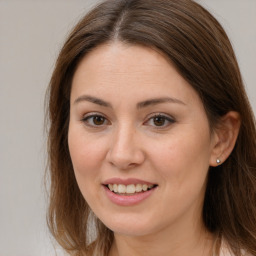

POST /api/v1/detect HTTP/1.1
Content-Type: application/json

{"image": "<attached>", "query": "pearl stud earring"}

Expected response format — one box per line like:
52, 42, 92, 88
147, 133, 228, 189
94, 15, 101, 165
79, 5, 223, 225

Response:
216, 159, 221, 164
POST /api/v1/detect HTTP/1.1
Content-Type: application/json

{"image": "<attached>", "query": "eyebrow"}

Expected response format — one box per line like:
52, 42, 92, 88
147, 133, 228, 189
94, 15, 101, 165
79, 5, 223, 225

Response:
74, 95, 112, 108
137, 97, 186, 108
73, 95, 186, 108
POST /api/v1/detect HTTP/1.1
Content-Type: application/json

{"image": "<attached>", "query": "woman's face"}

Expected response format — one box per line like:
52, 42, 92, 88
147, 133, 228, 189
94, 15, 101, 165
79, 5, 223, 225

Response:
68, 42, 218, 237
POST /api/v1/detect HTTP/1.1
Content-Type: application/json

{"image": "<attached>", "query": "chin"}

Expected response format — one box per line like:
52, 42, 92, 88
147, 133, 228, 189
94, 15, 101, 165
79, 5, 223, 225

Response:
109, 225, 153, 237
99, 214, 160, 237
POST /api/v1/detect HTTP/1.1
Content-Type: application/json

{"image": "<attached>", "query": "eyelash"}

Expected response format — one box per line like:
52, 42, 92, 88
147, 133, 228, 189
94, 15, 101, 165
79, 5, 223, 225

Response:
144, 113, 175, 128
81, 113, 175, 128
81, 113, 109, 127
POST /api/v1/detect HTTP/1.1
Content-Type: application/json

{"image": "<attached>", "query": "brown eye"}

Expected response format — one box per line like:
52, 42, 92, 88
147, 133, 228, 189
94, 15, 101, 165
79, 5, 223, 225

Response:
144, 114, 175, 128
92, 116, 105, 125
153, 116, 166, 126
82, 114, 108, 127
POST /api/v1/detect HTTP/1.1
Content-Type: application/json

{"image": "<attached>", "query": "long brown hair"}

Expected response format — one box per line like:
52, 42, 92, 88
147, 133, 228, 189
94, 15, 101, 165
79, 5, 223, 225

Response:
46, 0, 256, 255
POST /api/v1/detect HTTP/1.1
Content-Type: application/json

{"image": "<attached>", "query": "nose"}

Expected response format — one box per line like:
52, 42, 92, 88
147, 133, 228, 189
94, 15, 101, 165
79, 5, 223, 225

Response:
106, 125, 145, 170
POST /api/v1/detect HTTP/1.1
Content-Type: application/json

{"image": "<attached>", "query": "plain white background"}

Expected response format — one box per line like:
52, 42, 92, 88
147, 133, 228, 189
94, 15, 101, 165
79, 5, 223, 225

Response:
0, 1, 255, 255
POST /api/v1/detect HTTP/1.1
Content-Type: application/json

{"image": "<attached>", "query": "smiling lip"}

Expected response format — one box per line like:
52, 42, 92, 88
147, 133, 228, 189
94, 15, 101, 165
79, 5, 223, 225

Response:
102, 178, 158, 206
103, 178, 155, 186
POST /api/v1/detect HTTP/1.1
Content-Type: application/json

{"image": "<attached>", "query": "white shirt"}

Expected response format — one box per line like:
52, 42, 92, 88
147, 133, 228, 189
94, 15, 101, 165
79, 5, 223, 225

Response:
219, 239, 249, 256
219, 241, 233, 256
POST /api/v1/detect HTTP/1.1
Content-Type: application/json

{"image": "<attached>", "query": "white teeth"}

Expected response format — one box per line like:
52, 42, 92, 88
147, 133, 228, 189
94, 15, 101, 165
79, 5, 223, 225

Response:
118, 184, 126, 193
142, 184, 148, 191
113, 184, 118, 193
107, 184, 155, 194
108, 184, 113, 191
135, 184, 142, 192
126, 184, 136, 194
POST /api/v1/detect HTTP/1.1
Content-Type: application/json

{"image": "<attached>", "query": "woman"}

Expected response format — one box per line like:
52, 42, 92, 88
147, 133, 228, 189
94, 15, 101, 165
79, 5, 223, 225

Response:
46, 0, 256, 255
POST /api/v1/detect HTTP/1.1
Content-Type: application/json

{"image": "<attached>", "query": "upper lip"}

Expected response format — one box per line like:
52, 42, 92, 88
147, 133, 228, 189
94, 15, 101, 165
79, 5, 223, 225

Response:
102, 178, 157, 186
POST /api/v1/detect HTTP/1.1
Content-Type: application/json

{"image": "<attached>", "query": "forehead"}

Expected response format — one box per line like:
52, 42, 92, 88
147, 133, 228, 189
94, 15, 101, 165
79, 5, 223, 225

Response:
74, 42, 173, 78
71, 42, 200, 108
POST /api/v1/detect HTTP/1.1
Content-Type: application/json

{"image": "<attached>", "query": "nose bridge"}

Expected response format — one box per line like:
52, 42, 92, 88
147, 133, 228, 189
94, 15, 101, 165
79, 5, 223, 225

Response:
107, 122, 144, 169
114, 123, 133, 149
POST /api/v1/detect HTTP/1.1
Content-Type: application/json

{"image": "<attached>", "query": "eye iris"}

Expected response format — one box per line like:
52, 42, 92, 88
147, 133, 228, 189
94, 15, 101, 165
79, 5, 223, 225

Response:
93, 116, 105, 125
153, 116, 165, 126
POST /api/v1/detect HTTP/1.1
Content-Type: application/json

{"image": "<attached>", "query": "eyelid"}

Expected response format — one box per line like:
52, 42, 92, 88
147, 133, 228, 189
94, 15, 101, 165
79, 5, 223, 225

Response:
81, 112, 110, 127
81, 111, 102, 120
144, 112, 176, 128
146, 112, 175, 120
80, 112, 175, 129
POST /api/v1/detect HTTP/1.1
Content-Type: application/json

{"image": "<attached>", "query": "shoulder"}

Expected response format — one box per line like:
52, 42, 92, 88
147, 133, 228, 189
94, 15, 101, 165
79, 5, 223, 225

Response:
219, 239, 233, 256
219, 239, 252, 256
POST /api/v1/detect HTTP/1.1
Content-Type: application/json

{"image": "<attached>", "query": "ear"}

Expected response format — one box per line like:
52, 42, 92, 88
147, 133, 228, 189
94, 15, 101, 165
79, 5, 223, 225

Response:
210, 111, 241, 167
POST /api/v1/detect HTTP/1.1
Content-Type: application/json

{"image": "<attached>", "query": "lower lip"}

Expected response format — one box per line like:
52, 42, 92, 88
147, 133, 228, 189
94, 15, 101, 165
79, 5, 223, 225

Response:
103, 185, 157, 206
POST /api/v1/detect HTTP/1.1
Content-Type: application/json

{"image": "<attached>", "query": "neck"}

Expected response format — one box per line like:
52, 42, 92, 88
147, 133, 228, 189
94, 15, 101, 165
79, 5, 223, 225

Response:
108, 220, 215, 256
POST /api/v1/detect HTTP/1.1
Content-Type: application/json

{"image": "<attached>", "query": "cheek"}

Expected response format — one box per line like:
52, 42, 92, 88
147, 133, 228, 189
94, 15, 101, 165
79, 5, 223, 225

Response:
68, 129, 105, 204
151, 134, 210, 168
67, 128, 108, 203
149, 128, 212, 192
147, 135, 211, 222
68, 128, 105, 172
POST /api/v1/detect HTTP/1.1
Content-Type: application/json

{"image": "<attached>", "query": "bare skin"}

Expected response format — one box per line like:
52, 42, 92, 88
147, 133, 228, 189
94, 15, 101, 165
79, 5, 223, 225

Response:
68, 42, 240, 256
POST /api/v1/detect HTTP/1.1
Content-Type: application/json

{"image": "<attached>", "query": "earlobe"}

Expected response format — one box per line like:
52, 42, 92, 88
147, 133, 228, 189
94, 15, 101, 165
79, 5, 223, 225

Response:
210, 111, 241, 167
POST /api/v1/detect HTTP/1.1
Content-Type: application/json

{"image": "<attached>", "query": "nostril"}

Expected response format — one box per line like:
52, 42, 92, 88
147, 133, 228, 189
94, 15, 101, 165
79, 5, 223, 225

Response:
106, 136, 145, 169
